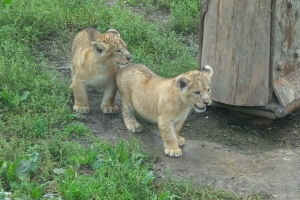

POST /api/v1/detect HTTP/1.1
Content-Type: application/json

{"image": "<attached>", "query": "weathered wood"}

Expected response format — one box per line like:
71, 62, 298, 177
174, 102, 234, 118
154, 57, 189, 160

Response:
198, 0, 209, 69
271, 0, 300, 85
213, 102, 277, 119
273, 69, 300, 107
200, 0, 271, 106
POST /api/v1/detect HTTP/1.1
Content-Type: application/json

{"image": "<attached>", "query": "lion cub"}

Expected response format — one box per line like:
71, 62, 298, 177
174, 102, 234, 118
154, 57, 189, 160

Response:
117, 64, 213, 157
70, 27, 131, 113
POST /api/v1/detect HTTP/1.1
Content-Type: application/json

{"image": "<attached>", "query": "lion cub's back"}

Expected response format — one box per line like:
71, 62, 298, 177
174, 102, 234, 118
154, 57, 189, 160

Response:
72, 27, 102, 58
117, 63, 159, 87
117, 63, 163, 121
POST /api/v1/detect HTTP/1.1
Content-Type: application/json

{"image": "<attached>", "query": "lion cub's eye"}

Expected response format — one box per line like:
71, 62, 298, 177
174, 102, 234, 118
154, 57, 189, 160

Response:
116, 49, 122, 53
207, 88, 211, 93
194, 91, 201, 96
96, 47, 103, 54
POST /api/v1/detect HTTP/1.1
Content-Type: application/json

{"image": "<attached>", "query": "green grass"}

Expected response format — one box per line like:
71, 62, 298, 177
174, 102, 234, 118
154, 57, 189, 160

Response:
121, 0, 200, 34
0, 0, 263, 199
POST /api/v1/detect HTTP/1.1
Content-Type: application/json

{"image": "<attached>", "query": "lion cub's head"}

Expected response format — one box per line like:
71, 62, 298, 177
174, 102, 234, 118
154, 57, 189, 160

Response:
175, 65, 213, 112
91, 29, 131, 68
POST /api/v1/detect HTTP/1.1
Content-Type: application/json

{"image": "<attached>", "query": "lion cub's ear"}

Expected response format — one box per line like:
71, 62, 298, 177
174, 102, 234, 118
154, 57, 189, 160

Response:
202, 65, 213, 79
106, 29, 120, 37
175, 75, 192, 92
91, 41, 107, 56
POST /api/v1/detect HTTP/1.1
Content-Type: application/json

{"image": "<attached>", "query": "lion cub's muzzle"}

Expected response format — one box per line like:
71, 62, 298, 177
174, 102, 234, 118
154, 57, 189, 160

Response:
193, 99, 211, 113
118, 52, 132, 68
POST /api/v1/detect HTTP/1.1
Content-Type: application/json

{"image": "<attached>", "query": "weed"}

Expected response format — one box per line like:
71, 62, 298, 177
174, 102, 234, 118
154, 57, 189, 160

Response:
0, 152, 39, 194
64, 122, 89, 137
0, 90, 30, 109
2, 0, 12, 8
55, 141, 167, 199
121, 0, 154, 9
168, 0, 200, 33
123, 0, 200, 34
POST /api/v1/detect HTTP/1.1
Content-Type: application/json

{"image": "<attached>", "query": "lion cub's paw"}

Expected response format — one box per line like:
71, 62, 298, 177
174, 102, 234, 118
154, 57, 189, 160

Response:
164, 148, 182, 157
126, 121, 143, 133
73, 105, 89, 113
101, 104, 119, 113
177, 136, 185, 146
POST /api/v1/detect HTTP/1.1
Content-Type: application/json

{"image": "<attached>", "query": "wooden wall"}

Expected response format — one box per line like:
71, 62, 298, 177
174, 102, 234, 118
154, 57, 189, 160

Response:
200, 0, 271, 106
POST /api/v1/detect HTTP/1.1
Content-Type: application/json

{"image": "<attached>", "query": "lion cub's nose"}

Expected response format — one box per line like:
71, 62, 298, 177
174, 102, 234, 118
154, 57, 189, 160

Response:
203, 100, 211, 105
126, 53, 132, 61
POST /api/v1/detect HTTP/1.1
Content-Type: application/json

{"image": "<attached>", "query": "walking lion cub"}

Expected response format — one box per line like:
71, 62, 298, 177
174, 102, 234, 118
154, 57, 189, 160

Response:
116, 64, 213, 157
70, 28, 131, 113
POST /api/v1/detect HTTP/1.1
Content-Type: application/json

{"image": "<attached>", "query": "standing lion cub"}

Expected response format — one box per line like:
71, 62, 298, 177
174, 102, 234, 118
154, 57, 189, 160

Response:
70, 27, 131, 113
116, 64, 213, 157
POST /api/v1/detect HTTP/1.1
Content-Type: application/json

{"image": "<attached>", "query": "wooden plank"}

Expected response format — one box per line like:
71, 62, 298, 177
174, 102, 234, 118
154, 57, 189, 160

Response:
272, 0, 300, 85
235, 1, 271, 106
273, 69, 300, 108
201, 0, 271, 106
198, 0, 208, 69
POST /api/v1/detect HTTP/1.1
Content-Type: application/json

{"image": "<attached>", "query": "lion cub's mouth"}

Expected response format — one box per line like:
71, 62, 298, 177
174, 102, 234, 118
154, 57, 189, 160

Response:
117, 62, 129, 68
193, 104, 206, 113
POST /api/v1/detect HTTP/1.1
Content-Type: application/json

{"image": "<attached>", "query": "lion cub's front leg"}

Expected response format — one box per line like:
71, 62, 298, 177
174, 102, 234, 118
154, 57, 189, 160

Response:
101, 84, 119, 113
158, 117, 182, 157
70, 81, 90, 113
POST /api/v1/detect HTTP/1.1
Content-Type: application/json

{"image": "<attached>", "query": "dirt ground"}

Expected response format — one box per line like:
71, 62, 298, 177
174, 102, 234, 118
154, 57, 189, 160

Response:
50, 41, 300, 200
66, 86, 299, 200
43, 5, 300, 199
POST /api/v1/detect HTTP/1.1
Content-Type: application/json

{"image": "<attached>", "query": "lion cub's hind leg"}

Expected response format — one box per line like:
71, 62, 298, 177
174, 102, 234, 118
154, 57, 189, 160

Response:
101, 84, 119, 113
174, 119, 186, 147
177, 136, 185, 147
121, 100, 143, 133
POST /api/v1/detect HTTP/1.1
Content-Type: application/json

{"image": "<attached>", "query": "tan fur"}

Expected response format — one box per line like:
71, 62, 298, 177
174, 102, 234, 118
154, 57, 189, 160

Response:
70, 27, 131, 113
117, 63, 213, 157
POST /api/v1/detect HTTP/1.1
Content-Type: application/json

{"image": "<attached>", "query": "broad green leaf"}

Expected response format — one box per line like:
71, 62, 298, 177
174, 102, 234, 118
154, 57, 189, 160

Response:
0, 90, 13, 107
119, 153, 128, 163
158, 191, 179, 200
135, 158, 143, 166
31, 188, 40, 198
9, 181, 19, 189
3, 0, 12, 5
0, 161, 7, 173
14, 151, 39, 181
6, 163, 14, 181
108, 147, 117, 165
158, 191, 170, 200
92, 159, 104, 169
19, 91, 30, 102
0, 114, 4, 120
117, 141, 125, 155
1, 91, 8, 100
116, 142, 129, 163
132, 148, 147, 162
142, 171, 155, 185
13, 94, 19, 104
2, 0, 12, 8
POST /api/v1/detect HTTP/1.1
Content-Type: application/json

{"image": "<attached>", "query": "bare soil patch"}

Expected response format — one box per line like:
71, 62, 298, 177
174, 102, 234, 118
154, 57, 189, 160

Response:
75, 87, 300, 199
